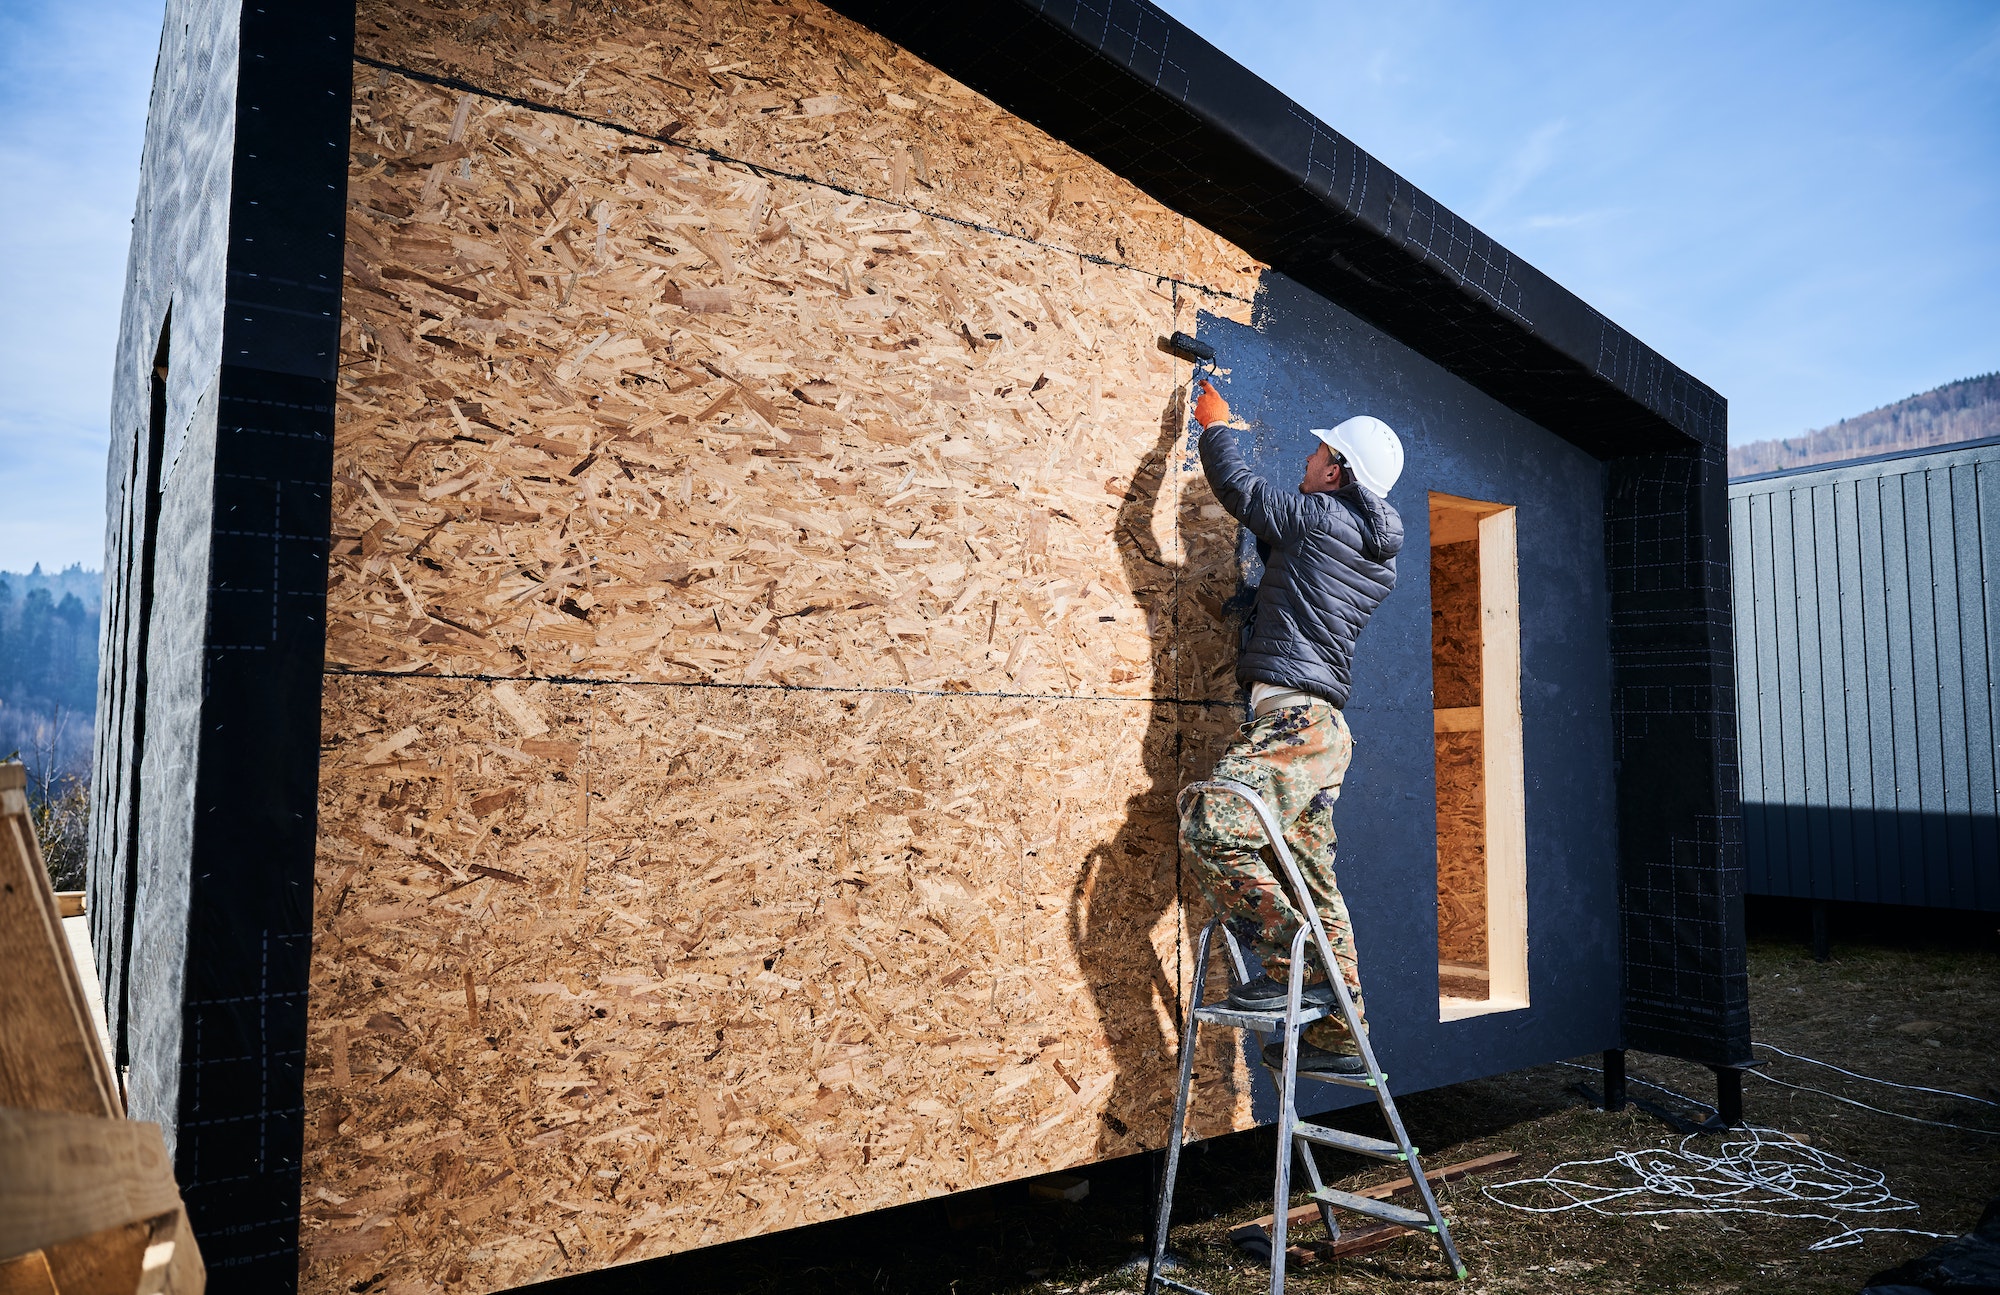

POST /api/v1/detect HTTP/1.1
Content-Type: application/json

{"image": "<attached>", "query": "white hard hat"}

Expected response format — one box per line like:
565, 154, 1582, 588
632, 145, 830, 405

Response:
1312, 416, 1404, 496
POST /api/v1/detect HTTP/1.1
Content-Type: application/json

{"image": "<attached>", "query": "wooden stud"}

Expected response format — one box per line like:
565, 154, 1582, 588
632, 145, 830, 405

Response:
1229, 1151, 1521, 1265
1477, 507, 1528, 1012
1429, 495, 1528, 1020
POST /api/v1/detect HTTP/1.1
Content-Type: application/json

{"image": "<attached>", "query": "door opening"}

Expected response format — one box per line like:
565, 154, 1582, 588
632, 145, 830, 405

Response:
1430, 492, 1528, 1020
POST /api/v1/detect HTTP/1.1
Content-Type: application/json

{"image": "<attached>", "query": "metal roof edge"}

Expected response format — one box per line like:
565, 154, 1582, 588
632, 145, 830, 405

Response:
1728, 434, 2000, 491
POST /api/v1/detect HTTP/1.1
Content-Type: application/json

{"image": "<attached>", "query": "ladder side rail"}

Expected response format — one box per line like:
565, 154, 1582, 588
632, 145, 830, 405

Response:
1293, 1131, 1340, 1244
1218, 921, 1254, 987
1145, 919, 1220, 1295
1266, 926, 1310, 1295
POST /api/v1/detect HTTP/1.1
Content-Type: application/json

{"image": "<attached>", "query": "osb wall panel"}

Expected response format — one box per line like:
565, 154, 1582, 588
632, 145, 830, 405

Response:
351, 0, 1264, 305
302, 678, 1246, 1291
328, 68, 1247, 694
307, 3, 1275, 1289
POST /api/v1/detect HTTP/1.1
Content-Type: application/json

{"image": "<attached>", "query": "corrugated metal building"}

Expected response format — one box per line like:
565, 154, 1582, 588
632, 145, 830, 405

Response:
1730, 436, 2000, 911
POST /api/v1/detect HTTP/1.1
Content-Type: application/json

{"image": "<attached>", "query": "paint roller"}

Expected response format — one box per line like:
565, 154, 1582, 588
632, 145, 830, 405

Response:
1163, 331, 1215, 366
1164, 330, 1216, 372
1164, 330, 1220, 417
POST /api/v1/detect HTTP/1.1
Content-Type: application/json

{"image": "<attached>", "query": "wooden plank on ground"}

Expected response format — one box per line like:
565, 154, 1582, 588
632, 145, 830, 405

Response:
1229, 1150, 1520, 1267
0, 763, 121, 1117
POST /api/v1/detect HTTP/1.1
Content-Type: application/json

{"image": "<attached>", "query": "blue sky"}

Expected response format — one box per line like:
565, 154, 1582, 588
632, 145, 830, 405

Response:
1, 2, 1996, 572
0, 0, 162, 574
1156, 1, 2000, 439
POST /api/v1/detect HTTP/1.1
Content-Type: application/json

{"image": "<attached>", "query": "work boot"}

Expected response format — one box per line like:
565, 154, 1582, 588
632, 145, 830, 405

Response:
1262, 1039, 1367, 1077
1227, 973, 1334, 1013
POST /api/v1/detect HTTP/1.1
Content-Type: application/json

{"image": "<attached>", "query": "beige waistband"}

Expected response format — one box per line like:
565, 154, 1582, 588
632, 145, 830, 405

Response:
1251, 686, 1320, 718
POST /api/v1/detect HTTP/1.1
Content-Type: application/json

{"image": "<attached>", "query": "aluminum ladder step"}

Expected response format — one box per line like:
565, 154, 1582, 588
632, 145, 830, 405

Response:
1192, 1001, 1336, 1031
1291, 1121, 1407, 1162
1271, 1062, 1379, 1089
1308, 1186, 1436, 1230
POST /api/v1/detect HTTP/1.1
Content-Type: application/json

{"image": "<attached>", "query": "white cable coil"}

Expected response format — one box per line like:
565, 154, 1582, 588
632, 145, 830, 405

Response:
1481, 1042, 1998, 1252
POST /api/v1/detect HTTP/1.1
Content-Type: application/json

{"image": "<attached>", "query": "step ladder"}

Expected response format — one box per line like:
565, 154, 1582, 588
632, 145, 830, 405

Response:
1146, 778, 1467, 1294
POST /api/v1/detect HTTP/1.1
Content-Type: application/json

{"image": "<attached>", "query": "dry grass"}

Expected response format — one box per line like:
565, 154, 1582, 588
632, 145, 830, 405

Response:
570, 917, 1999, 1294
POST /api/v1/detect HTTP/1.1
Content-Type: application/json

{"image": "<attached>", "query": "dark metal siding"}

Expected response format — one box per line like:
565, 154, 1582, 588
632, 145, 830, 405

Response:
1730, 438, 2000, 910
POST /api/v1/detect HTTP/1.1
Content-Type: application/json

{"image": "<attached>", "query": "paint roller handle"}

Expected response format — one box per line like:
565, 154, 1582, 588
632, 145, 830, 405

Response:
1192, 379, 1230, 431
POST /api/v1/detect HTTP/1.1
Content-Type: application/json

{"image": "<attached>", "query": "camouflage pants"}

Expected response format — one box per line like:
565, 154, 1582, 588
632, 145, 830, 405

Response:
1179, 700, 1367, 1051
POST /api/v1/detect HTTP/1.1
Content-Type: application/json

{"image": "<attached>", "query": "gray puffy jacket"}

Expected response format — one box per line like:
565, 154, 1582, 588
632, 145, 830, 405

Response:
1199, 423, 1403, 708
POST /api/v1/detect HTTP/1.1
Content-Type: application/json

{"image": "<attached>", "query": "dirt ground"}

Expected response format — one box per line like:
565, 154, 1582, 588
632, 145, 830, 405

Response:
557, 905, 2000, 1295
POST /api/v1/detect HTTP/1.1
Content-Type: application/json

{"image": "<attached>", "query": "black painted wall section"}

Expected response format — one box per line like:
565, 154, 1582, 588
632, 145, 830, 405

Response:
177, 4, 351, 1281
1607, 447, 1751, 1065
93, 1, 351, 1287
823, 0, 1726, 459
1195, 275, 1622, 1116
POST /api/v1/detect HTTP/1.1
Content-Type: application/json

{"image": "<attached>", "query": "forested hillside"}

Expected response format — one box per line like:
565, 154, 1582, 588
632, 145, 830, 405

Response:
0, 564, 102, 776
1729, 372, 2000, 476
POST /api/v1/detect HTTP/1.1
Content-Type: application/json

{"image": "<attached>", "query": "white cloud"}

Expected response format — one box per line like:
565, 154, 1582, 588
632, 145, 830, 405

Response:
1473, 118, 1567, 222
1522, 208, 1627, 231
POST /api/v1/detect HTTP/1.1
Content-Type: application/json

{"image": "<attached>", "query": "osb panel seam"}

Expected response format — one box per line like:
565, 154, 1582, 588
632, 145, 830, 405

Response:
350, 0, 1265, 303
353, 54, 1255, 313
325, 49, 1253, 695
326, 665, 1247, 709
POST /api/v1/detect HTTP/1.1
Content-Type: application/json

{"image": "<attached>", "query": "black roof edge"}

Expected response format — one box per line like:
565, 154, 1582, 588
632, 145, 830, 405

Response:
1729, 433, 2000, 487
823, 0, 1725, 459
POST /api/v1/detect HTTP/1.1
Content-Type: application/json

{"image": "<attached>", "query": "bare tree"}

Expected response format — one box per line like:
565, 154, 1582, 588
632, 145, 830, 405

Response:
14, 704, 89, 891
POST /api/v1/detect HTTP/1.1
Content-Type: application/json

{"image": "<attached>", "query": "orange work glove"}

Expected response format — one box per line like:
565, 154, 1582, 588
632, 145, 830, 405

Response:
1193, 379, 1230, 430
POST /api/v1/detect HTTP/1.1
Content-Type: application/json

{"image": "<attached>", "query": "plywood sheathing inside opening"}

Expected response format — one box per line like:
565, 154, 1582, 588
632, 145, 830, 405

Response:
302, 678, 1247, 1292
1430, 535, 1485, 971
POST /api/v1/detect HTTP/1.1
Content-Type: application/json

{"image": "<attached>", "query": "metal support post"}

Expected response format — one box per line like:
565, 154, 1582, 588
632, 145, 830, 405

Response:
1602, 1049, 1627, 1112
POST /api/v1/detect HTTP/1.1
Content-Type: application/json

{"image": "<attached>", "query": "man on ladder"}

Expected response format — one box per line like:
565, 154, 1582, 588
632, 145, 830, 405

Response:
1180, 378, 1405, 1079
1151, 377, 1461, 1291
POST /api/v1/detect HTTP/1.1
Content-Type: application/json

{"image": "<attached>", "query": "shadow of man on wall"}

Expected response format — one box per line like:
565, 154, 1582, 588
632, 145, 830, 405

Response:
1069, 384, 1250, 1157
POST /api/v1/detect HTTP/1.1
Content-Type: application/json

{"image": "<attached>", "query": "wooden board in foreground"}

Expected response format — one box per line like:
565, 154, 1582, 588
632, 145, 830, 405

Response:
0, 1107, 204, 1295
1228, 1150, 1521, 1266
0, 763, 120, 1118
0, 761, 204, 1294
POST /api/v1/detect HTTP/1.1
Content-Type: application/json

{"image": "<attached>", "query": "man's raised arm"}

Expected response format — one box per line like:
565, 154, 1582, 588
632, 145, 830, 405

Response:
1192, 380, 1310, 546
